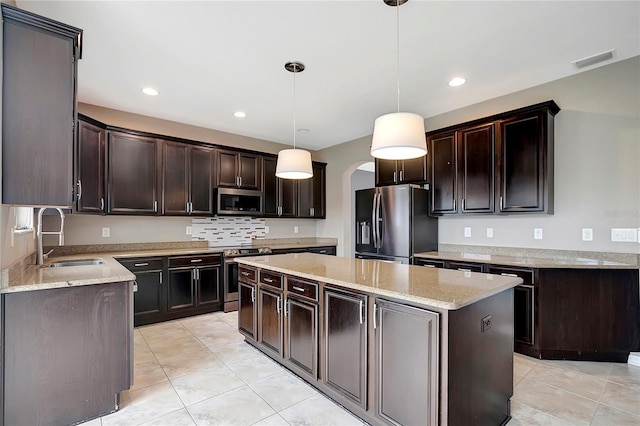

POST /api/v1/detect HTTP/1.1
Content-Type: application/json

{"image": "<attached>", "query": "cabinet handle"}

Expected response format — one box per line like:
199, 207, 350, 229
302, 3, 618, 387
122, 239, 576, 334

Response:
251, 287, 255, 303
453, 199, 456, 211
263, 278, 273, 283
310, 207, 314, 217
239, 176, 242, 187
292, 285, 305, 292
134, 263, 149, 267
276, 296, 281, 314
278, 206, 282, 216
159, 272, 163, 284
393, 171, 397, 183
373, 303, 378, 329
500, 196, 504, 210
76, 179, 82, 201
191, 259, 203, 263
241, 271, 251, 277
132, 280, 138, 293
154, 200, 158, 212
283, 297, 288, 317
422, 264, 436, 268
501, 273, 519, 278
359, 300, 364, 325
462, 198, 465, 211
319, 250, 327, 254
100, 198, 104, 211
458, 268, 472, 272
399, 170, 404, 182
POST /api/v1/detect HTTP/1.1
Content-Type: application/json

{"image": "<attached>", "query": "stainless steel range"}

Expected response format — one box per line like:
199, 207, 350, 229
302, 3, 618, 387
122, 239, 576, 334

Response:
223, 246, 272, 312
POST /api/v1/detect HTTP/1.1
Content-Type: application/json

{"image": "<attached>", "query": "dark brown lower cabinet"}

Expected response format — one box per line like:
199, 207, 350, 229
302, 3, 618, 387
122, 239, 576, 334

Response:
119, 258, 165, 327
375, 299, 439, 426
286, 297, 318, 380
239, 281, 257, 340
323, 287, 368, 409
168, 268, 197, 311
258, 287, 283, 356
2, 281, 132, 426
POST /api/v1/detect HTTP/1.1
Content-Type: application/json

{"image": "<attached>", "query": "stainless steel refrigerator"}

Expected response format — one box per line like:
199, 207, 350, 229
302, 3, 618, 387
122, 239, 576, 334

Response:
355, 184, 437, 264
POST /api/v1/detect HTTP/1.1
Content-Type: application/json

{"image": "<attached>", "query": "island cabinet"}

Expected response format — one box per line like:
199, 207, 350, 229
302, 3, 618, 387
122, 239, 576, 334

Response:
162, 141, 215, 215
107, 131, 161, 214
1, 4, 82, 207
238, 254, 518, 426
217, 149, 261, 190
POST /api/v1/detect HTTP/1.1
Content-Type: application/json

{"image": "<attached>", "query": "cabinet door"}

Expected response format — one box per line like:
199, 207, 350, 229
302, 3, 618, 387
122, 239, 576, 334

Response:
259, 288, 283, 356
446, 261, 485, 273
162, 141, 189, 215
197, 266, 221, 306
77, 120, 106, 213
239, 153, 261, 190
2, 11, 78, 206
399, 156, 427, 183
514, 285, 535, 346
428, 132, 458, 214
498, 111, 549, 213
376, 300, 439, 426
286, 297, 318, 379
217, 150, 239, 187
375, 159, 398, 186
279, 178, 298, 217
458, 124, 495, 213
323, 288, 367, 409
108, 132, 159, 214
190, 146, 215, 215
297, 162, 326, 218
134, 270, 164, 322
262, 156, 278, 216
239, 282, 257, 340
167, 269, 196, 311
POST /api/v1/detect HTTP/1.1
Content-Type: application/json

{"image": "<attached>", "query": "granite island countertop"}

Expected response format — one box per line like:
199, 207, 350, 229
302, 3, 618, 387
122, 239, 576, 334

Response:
235, 253, 522, 310
414, 250, 638, 269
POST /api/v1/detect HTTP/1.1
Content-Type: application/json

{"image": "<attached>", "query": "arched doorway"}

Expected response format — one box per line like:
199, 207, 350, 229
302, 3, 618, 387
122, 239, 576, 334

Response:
341, 161, 374, 258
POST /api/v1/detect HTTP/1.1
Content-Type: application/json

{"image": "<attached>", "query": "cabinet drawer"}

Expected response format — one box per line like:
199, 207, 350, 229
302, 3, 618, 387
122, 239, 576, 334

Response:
447, 261, 486, 273
414, 258, 445, 268
487, 266, 534, 285
168, 255, 221, 268
287, 277, 318, 302
239, 266, 257, 284
260, 271, 283, 290
119, 258, 163, 272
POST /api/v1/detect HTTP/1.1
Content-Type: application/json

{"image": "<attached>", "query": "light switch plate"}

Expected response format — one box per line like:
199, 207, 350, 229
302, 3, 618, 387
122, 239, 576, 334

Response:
294, 226, 299, 234
581, 228, 593, 241
186, 226, 192, 235
102, 227, 110, 238
265, 226, 270, 234
534, 228, 543, 240
486, 227, 494, 238
464, 227, 471, 238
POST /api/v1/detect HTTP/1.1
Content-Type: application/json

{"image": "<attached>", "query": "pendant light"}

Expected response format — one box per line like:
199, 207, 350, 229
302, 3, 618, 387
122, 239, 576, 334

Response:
370, 0, 427, 160
276, 61, 313, 180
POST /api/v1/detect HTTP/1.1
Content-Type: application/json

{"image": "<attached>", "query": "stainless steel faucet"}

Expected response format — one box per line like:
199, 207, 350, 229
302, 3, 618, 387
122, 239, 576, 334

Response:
36, 207, 65, 265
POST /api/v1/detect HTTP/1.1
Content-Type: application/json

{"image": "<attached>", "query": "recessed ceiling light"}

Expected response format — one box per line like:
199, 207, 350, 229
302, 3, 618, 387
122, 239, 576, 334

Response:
233, 111, 247, 118
142, 87, 159, 96
448, 77, 466, 87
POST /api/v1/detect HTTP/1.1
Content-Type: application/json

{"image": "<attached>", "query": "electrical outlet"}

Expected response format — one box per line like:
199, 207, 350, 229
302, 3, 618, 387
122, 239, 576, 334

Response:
464, 227, 471, 238
534, 228, 543, 240
481, 315, 492, 332
581, 228, 593, 241
102, 227, 110, 238
265, 226, 270, 234
294, 226, 299, 234
486, 227, 494, 238
611, 228, 638, 242
186, 226, 192, 235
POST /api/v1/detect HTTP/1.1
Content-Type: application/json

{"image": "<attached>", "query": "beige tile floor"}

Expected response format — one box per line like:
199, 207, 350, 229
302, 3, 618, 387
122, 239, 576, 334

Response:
82, 311, 640, 426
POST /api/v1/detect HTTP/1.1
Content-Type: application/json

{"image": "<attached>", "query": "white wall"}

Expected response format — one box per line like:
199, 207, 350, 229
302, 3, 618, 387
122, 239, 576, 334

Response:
317, 56, 640, 255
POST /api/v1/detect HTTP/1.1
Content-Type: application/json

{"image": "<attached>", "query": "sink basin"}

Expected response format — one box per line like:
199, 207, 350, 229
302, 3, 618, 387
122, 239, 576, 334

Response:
48, 259, 105, 268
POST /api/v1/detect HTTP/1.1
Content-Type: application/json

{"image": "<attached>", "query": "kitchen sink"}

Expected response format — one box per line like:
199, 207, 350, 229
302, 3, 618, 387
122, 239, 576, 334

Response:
48, 259, 105, 268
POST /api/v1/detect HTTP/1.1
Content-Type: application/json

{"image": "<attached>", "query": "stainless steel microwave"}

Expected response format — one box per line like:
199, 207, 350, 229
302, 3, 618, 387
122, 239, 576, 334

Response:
214, 188, 264, 216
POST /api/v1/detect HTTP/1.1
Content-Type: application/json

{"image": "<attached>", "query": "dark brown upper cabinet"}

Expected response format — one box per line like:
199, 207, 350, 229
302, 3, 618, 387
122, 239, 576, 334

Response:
427, 101, 559, 216
497, 108, 556, 214
162, 141, 214, 215
107, 131, 160, 215
262, 155, 298, 218
77, 117, 106, 213
297, 162, 327, 219
1, 4, 82, 207
217, 149, 261, 190
375, 156, 427, 187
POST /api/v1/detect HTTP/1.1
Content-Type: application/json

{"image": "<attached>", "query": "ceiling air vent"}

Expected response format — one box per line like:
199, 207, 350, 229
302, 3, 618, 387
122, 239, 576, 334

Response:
572, 49, 615, 69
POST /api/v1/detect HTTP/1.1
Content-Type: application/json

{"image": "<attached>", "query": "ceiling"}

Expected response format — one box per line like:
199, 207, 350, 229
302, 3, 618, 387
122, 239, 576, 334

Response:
17, 1, 640, 150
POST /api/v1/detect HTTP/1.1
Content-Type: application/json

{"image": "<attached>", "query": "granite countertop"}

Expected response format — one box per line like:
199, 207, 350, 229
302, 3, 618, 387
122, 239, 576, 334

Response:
414, 251, 638, 269
235, 253, 522, 310
2, 238, 339, 294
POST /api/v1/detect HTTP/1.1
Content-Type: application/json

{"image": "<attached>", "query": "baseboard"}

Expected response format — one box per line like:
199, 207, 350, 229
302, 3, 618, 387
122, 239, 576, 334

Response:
628, 352, 640, 367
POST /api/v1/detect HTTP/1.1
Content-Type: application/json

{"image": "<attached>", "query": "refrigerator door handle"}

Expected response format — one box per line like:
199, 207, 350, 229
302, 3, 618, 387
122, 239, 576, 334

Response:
371, 193, 377, 248
376, 192, 383, 248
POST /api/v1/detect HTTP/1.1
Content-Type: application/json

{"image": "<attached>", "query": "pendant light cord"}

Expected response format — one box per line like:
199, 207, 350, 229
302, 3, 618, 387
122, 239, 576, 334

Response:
293, 67, 297, 150
396, 0, 400, 113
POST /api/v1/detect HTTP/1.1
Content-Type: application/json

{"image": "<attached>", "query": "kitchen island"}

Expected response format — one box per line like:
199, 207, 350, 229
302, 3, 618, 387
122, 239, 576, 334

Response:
235, 253, 522, 426
0, 257, 135, 426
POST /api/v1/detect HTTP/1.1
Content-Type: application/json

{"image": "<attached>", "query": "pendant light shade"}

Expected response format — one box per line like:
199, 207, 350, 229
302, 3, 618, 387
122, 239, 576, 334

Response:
276, 60, 313, 180
276, 148, 313, 179
371, 0, 427, 161
371, 112, 426, 160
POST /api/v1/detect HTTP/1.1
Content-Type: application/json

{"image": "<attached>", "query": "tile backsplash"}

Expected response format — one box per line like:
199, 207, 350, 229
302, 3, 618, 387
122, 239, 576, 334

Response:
191, 217, 267, 247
